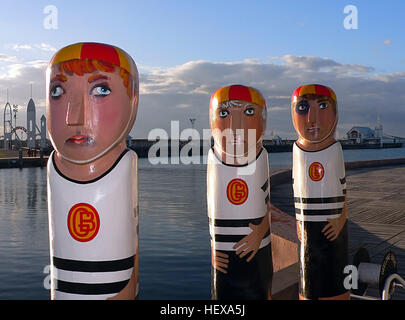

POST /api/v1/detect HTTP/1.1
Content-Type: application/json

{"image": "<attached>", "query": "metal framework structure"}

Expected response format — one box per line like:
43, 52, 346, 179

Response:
2, 97, 46, 150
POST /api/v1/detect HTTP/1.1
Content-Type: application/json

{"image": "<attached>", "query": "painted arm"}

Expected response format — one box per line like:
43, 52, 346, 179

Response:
108, 243, 139, 300
322, 159, 348, 242
233, 210, 270, 262
212, 248, 230, 274
322, 200, 348, 242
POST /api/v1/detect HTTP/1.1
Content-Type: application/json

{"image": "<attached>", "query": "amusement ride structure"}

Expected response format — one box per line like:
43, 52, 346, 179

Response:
2, 92, 47, 151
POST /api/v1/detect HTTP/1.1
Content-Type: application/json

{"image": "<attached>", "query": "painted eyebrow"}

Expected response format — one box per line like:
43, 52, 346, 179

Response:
217, 107, 229, 113
243, 103, 254, 108
88, 74, 110, 83
317, 99, 328, 103
50, 74, 67, 83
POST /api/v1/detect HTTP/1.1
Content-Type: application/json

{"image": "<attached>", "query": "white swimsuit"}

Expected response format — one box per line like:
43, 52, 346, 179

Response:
207, 148, 271, 251
293, 142, 346, 222
47, 149, 138, 300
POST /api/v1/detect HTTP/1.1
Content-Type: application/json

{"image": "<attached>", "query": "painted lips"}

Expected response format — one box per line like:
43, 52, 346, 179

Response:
231, 136, 245, 145
66, 135, 93, 145
307, 127, 320, 134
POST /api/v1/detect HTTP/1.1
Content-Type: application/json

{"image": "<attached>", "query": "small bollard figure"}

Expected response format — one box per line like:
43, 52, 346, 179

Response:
207, 84, 273, 299
46, 42, 139, 299
291, 84, 349, 300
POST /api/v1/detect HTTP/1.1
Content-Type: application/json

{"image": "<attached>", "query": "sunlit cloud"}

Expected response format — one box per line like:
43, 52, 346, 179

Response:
134, 56, 405, 139
0, 54, 19, 63
0, 54, 404, 139
6, 43, 57, 53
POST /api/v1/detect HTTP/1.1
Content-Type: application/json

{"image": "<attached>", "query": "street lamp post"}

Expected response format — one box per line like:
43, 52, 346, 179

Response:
189, 118, 196, 141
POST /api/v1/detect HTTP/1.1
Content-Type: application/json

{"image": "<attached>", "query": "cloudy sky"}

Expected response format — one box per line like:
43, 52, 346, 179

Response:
0, 0, 404, 139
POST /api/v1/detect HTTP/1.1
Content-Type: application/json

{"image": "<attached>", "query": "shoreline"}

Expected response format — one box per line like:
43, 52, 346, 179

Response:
1, 155, 405, 170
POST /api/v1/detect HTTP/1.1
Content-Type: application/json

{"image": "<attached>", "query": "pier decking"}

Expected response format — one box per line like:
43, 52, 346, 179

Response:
271, 165, 405, 300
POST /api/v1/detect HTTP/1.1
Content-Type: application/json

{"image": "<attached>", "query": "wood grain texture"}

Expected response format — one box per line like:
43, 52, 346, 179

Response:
271, 165, 405, 299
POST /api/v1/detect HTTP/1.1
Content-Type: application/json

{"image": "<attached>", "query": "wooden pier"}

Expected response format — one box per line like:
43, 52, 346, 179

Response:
271, 164, 405, 300
0, 156, 48, 168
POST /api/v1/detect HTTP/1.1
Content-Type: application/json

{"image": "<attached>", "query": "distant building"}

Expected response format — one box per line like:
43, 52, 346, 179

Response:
375, 115, 383, 140
346, 122, 405, 145
346, 126, 377, 144
27, 98, 36, 148
268, 130, 282, 145
40, 115, 47, 149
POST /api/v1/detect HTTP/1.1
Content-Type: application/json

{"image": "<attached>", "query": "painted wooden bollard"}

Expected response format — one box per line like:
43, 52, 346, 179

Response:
291, 84, 349, 300
207, 84, 273, 299
46, 42, 139, 300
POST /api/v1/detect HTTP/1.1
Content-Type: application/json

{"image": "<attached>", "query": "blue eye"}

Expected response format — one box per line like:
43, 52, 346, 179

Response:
319, 103, 328, 109
91, 85, 111, 97
219, 110, 229, 118
51, 85, 64, 98
244, 108, 255, 116
296, 101, 309, 114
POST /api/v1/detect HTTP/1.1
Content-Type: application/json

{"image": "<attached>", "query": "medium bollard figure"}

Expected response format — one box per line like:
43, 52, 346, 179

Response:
207, 84, 273, 299
291, 84, 349, 300
46, 42, 139, 299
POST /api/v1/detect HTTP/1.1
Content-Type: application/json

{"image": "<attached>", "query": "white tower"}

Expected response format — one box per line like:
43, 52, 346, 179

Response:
27, 98, 36, 148
40, 115, 46, 149
3, 102, 12, 149
375, 114, 383, 147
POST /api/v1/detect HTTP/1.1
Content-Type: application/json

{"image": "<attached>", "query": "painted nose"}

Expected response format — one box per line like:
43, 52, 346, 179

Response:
66, 95, 85, 126
307, 104, 318, 125
230, 111, 243, 136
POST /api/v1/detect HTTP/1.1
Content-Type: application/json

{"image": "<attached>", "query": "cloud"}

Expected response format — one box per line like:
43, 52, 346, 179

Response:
9, 44, 32, 51
384, 39, 392, 46
1, 54, 404, 141
34, 43, 57, 52
6, 43, 57, 53
0, 54, 18, 63
373, 72, 405, 82
134, 56, 404, 139
281, 55, 374, 74
0, 60, 47, 80
0, 58, 47, 133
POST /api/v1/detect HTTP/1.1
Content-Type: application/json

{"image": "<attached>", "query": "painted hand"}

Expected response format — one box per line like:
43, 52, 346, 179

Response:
322, 217, 344, 241
212, 249, 229, 274
233, 223, 263, 262
296, 221, 303, 242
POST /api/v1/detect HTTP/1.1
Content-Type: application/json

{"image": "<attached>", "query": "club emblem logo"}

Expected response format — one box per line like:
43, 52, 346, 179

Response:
227, 179, 249, 205
67, 203, 100, 242
309, 162, 325, 182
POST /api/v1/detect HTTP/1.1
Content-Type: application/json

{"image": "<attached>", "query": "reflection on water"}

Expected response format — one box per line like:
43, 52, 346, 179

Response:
138, 160, 211, 299
0, 167, 48, 299
0, 160, 212, 300
0, 148, 404, 299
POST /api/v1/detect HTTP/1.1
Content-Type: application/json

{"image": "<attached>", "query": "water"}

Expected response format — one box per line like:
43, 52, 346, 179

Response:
0, 147, 404, 299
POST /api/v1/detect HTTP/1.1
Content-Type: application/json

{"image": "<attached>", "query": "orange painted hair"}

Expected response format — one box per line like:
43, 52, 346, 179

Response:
49, 42, 138, 98
56, 59, 134, 98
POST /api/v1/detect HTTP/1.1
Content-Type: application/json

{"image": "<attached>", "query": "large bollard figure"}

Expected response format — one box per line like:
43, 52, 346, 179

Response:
46, 42, 139, 299
291, 84, 349, 300
207, 84, 273, 299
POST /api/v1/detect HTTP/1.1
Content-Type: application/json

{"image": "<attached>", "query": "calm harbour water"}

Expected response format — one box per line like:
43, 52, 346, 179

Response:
0, 147, 405, 299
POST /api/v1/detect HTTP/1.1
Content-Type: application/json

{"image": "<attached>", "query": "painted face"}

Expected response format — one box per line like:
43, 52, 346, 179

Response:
210, 99, 265, 157
292, 95, 337, 143
46, 64, 137, 163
